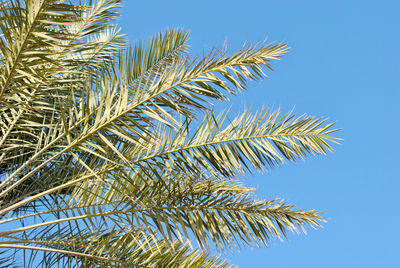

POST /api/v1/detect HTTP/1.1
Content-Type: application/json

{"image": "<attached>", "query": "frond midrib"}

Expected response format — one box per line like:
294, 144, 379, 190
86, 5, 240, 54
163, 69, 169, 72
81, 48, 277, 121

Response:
136, 131, 333, 164
0, 203, 315, 237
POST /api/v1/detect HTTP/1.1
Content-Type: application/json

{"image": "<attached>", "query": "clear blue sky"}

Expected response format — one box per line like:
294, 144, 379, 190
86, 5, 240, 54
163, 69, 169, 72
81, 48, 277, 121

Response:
120, 1, 399, 267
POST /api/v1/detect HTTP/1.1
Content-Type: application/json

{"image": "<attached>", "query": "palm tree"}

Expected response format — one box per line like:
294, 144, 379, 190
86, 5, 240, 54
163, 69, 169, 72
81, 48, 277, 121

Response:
0, 0, 339, 267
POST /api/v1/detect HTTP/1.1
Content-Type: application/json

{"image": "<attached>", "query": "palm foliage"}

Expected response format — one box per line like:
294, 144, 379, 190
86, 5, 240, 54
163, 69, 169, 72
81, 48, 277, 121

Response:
0, 0, 339, 266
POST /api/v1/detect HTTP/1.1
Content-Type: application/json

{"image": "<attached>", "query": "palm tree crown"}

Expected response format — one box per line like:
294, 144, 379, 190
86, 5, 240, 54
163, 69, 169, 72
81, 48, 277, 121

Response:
0, 0, 339, 266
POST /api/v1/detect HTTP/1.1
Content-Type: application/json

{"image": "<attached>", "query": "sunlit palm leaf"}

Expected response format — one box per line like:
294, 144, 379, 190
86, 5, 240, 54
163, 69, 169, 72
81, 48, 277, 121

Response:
132, 108, 339, 179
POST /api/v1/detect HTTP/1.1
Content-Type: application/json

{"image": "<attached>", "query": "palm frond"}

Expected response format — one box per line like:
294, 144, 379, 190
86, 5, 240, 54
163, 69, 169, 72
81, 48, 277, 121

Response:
0, 0, 77, 101
127, 108, 339, 179
0, 169, 324, 253
1, 226, 233, 267
0, 0, 123, 201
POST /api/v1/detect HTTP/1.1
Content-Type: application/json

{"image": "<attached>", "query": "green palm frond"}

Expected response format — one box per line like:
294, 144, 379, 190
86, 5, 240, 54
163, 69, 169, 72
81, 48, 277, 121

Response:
1, 229, 233, 267
0, 0, 123, 201
0, 1, 340, 266
0, 169, 323, 253
3, 207, 233, 266
122, 29, 190, 84
131, 108, 339, 178
126, 41, 287, 124
0, 0, 77, 101
0, 0, 123, 180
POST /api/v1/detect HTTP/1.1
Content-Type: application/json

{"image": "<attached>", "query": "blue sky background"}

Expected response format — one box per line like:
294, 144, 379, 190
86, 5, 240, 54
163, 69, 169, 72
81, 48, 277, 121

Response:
120, 1, 399, 267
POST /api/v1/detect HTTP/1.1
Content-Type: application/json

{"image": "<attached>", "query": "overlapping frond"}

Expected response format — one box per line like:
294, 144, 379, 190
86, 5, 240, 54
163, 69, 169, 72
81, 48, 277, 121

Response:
0, 0, 123, 200
0, 0, 122, 176
0, 0, 79, 181
1, 227, 233, 267
0, 0, 77, 102
0, 166, 323, 254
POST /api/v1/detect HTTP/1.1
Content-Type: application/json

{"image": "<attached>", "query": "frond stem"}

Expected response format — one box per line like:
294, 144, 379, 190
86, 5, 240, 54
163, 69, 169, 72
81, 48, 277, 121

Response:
0, 204, 313, 237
